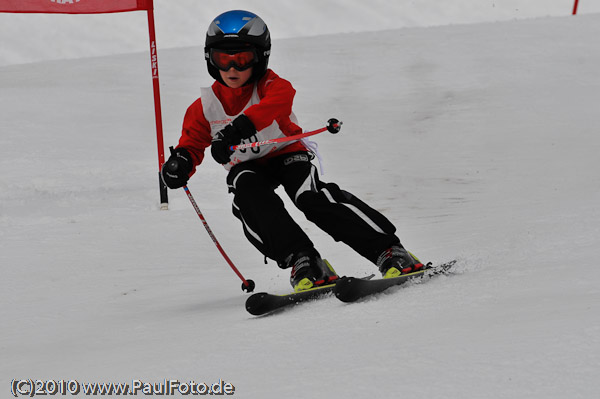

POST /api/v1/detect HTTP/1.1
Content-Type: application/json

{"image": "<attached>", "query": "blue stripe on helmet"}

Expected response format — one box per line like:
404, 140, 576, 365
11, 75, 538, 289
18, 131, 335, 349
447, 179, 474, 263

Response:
213, 10, 258, 34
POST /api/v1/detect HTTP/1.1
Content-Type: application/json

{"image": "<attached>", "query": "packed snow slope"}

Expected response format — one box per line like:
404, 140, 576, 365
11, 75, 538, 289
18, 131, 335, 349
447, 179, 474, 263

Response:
2, 14, 600, 399
1, 0, 599, 66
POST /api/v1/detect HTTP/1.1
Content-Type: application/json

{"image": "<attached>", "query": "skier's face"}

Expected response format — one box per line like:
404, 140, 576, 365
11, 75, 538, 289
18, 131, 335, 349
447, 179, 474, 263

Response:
220, 67, 253, 89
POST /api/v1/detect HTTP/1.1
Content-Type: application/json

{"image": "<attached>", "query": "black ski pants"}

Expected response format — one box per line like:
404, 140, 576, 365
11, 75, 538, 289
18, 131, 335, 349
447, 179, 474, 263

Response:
226, 151, 400, 267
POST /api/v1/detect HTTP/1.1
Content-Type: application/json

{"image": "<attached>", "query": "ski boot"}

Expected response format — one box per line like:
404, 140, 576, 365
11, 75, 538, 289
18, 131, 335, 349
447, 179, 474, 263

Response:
377, 245, 424, 279
280, 248, 339, 292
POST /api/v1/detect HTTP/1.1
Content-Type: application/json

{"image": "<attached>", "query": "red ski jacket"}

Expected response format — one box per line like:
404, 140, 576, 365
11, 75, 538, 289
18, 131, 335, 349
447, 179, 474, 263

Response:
176, 69, 306, 176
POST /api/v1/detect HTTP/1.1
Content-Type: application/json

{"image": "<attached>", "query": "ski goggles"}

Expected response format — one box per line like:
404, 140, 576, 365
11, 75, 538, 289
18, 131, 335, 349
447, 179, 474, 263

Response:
209, 48, 258, 71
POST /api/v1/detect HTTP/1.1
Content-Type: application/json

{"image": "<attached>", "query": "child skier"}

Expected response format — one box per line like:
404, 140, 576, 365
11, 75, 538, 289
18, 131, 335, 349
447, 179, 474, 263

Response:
161, 10, 422, 292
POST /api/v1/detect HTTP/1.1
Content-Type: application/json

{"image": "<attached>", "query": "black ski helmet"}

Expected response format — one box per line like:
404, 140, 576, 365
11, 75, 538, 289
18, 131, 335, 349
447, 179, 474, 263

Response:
204, 10, 271, 85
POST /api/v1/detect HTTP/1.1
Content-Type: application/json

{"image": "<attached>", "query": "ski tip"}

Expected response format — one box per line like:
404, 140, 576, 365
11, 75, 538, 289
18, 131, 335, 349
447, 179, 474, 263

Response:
333, 276, 361, 303
431, 259, 457, 273
245, 293, 270, 316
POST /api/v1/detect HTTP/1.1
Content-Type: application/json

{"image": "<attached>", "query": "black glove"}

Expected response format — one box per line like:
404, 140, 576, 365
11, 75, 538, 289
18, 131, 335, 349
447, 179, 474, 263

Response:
211, 114, 256, 164
161, 147, 193, 189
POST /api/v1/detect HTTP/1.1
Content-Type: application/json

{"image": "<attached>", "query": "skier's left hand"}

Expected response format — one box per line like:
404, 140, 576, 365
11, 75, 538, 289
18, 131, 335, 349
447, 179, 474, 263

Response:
210, 115, 256, 164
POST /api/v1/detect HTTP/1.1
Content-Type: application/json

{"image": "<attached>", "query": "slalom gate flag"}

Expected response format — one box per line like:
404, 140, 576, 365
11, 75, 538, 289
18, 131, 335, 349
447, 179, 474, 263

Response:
0, 0, 168, 208
0, 0, 152, 14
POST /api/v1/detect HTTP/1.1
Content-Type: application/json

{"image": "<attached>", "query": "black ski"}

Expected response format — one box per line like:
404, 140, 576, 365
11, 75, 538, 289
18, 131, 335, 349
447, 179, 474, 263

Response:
245, 282, 338, 316
334, 260, 457, 303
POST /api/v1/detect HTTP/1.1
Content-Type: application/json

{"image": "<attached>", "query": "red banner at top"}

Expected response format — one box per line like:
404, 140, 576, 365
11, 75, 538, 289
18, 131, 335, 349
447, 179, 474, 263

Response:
0, 0, 152, 14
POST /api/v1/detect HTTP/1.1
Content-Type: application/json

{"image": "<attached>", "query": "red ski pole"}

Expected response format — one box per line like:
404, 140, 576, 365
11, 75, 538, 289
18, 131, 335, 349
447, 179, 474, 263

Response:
183, 185, 255, 292
230, 118, 342, 151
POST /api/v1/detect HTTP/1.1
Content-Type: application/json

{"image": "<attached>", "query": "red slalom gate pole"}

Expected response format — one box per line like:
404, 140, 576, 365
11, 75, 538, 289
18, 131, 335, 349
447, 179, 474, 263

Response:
573, 0, 580, 15
183, 185, 255, 292
230, 118, 342, 151
146, 3, 169, 210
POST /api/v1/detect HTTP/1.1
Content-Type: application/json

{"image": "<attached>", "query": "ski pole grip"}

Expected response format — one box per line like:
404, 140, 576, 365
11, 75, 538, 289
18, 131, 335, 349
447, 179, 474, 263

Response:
327, 118, 342, 134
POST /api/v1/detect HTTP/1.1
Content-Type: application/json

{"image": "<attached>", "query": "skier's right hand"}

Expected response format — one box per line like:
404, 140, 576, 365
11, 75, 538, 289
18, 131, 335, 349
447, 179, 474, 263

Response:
161, 147, 193, 189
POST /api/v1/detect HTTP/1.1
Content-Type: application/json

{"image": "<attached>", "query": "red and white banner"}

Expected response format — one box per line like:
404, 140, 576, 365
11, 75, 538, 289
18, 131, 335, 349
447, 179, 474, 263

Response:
0, 0, 169, 207
0, 0, 151, 14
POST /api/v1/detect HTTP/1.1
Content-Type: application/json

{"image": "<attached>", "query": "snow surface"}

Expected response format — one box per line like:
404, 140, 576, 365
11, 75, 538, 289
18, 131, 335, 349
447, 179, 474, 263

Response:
1, 3, 600, 399
1, 0, 599, 66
